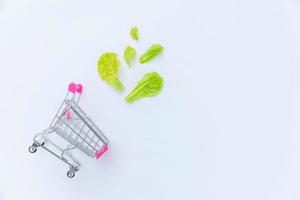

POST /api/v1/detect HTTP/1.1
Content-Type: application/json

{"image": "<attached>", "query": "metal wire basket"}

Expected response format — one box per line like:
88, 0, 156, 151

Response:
28, 83, 109, 178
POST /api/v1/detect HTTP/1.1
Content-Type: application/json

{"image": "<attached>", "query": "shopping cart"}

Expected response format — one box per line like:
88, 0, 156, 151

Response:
28, 83, 109, 178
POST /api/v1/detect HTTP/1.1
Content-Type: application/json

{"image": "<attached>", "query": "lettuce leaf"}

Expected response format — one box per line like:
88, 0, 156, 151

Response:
124, 46, 136, 67
125, 72, 163, 103
139, 44, 164, 64
130, 26, 139, 41
97, 52, 124, 91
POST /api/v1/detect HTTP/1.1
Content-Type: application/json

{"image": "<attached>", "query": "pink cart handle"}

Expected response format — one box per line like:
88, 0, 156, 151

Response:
68, 83, 83, 94
96, 145, 108, 159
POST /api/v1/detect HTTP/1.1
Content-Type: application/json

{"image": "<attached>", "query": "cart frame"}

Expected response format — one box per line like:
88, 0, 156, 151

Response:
28, 83, 109, 178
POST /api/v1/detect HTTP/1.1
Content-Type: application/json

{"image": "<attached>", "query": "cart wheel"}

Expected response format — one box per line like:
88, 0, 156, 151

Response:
67, 170, 76, 178
28, 145, 37, 153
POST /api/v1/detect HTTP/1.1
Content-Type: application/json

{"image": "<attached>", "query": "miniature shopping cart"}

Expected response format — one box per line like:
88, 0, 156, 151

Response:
28, 83, 109, 178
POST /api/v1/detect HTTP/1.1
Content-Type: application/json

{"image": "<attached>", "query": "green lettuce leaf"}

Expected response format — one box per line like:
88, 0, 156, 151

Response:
139, 44, 164, 64
125, 72, 163, 103
124, 46, 136, 67
97, 52, 124, 91
130, 26, 139, 41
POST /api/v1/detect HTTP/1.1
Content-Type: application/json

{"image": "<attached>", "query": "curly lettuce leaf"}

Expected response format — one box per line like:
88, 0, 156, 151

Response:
97, 52, 124, 91
124, 46, 136, 67
125, 72, 163, 103
130, 26, 139, 41
139, 44, 164, 64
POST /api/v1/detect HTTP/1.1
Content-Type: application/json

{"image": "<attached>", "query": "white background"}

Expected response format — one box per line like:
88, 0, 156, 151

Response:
0, 0, 299, 199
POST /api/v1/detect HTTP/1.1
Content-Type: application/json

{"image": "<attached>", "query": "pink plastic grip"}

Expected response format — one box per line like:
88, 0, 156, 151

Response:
68, 83, 77, 93
96, 145, 108, 159
68, 83, 83, 94
76, 84, 83, 94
